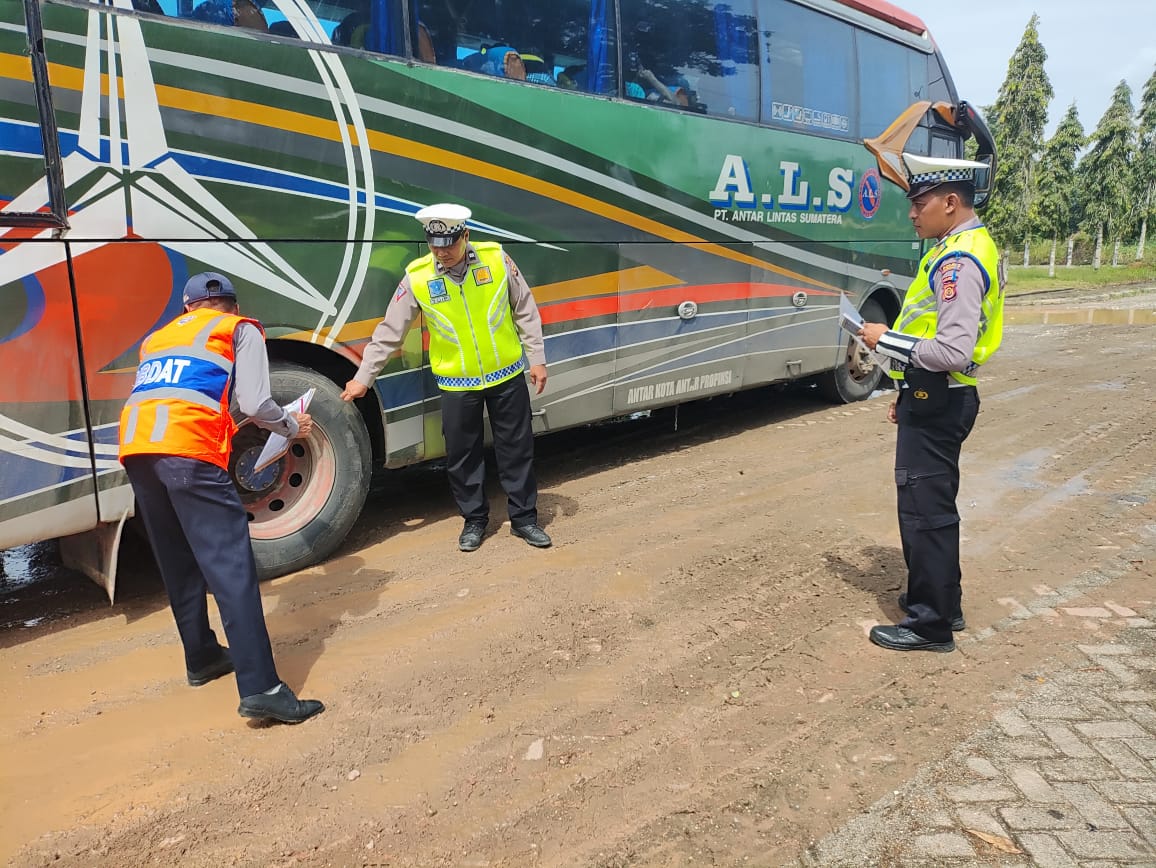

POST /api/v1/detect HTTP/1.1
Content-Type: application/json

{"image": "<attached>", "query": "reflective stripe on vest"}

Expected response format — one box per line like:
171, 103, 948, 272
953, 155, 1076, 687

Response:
118, 308, 260, 469
406, 242, 525, 391
887, 225, 1004, 386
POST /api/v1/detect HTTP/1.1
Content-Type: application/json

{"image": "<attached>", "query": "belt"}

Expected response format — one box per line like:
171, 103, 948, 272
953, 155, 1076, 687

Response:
898, 380, 973, 390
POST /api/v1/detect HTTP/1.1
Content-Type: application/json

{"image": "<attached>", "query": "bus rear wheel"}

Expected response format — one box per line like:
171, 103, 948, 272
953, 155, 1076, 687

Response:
818, 297, 888, 403
229, 362, 371, 579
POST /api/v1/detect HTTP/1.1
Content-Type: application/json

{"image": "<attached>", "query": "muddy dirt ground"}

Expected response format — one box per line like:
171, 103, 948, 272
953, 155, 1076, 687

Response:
3, 288, 1155, 867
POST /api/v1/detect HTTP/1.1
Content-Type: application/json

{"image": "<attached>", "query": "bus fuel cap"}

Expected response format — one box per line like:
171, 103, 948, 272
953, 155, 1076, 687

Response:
678, 300, 698, 320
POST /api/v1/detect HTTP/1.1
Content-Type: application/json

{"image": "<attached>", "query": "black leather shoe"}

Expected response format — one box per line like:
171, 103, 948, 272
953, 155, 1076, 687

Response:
869, 625, 955, 653
187, 648, 234, 686
459, 520, 487, 552
898, 593, 966, 632
511, 523, 552, 548
238, 683, 324, 724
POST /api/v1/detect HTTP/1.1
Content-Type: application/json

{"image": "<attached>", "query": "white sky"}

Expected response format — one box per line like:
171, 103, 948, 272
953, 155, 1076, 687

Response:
904, 1, 1155, 137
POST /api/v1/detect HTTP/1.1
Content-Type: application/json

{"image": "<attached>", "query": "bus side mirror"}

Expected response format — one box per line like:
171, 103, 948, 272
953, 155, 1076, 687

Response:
954, 101, 997, 210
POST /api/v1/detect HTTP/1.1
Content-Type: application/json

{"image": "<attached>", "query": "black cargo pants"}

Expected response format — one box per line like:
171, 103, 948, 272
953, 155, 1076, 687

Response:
894, 384, 979, 643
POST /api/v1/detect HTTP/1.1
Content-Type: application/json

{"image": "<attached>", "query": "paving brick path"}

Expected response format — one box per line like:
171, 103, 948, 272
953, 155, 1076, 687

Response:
800, 608, 1156, 867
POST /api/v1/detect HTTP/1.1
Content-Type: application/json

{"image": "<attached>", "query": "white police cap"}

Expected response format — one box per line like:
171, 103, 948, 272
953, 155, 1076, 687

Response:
416, 203, 471, 247
901, 153, 989, 199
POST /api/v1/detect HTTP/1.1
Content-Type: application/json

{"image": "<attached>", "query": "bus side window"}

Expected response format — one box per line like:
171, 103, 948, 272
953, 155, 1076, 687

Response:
759, 0, 855, 138
930, 134, 961, 159
185, 0, 267, 32
857, 31, 919, 140
131, 0, 167, 15
927, 53, 952, 105
621, 0, 759, 120
416, 0, 615, 93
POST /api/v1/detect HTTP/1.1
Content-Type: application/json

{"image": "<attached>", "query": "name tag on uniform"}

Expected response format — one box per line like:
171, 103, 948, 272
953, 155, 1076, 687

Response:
472, 266, 492, 285
428, 277, 449, 303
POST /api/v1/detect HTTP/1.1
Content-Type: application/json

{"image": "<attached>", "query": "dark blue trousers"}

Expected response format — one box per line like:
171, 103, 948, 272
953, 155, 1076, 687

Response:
124, 455, 279, 698
894, 386, 979, 643
439, 373, 538, 527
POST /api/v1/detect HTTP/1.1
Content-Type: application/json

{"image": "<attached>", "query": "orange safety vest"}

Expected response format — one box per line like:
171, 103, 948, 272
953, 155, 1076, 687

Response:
118, 307, 260, 469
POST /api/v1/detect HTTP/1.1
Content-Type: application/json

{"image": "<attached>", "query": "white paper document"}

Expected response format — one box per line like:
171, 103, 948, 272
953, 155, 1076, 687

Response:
252, 388, 315, 473
838, 293, 864, 337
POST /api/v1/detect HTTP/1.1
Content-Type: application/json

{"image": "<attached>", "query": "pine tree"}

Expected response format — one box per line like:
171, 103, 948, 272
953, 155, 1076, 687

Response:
1078, 81, 1137, 269
986, 15, 1053, 256
1035, 104, 1084, 276
1134, 67, 1156, 261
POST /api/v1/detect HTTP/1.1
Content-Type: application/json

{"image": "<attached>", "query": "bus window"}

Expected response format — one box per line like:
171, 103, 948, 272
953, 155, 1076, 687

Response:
930, 134, 961, 158
759, 0, 855, 139
187, 0, 270, 32
416, 0, 616, 93
928, 53, 953, 104
621, 0, 760, 121
135, 0, 383, 45
858, 31, 928, 139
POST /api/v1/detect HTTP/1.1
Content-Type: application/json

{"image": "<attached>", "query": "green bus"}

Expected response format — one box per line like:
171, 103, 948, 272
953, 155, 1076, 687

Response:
0, 0, 993, 595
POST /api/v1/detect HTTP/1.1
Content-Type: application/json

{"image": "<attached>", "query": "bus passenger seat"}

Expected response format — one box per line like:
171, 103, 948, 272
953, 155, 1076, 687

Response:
332, 11, 364, 46
131, 0, 166, 15
416, 21, 436, 63
460, 51, 487, 72
268, 20, 299, 39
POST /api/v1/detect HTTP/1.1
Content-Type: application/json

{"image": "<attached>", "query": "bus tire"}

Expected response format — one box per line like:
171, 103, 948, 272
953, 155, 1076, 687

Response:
818, 297, 888, 403
229, 362, 372, 579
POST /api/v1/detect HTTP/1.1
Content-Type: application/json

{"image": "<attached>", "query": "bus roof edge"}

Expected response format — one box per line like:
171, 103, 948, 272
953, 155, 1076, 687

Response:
835, 0, 927, 36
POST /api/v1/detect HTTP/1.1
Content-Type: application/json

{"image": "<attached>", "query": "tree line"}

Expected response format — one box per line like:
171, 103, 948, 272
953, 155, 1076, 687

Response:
978, 14, 1155, 273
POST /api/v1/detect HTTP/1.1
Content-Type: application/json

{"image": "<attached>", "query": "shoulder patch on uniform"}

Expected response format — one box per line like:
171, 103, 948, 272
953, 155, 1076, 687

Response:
393, 285, 407, 303
937, 257, 961, 301
472, 265, 492, 285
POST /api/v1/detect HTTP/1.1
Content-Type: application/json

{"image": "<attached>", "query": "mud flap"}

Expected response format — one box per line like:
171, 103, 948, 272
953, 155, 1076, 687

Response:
59, 508, 132, 603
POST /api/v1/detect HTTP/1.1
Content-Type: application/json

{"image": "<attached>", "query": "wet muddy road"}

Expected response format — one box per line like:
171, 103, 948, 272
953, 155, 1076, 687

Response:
4, 289, 1156, 867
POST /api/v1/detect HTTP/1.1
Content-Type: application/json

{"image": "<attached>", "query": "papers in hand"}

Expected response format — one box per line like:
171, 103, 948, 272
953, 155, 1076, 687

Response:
252, 388, 315, 473
839, 294, 865, 337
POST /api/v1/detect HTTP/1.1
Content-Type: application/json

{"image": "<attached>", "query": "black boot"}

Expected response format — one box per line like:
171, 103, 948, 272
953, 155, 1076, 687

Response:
511, 523, 552, 548
187, 647, 234, 686
869, 625, 955, 653
459, 520, 487, 552
898, 593, 966, 632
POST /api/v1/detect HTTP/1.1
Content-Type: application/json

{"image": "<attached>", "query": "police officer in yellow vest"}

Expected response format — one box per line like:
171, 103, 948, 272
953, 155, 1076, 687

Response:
119, 272, 325, 723
858, 154, 1004, 653
342, 204, 551, 552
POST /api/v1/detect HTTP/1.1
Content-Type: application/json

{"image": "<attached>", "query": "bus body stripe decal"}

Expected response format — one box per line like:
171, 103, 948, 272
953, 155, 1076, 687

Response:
6, 56, 839, 291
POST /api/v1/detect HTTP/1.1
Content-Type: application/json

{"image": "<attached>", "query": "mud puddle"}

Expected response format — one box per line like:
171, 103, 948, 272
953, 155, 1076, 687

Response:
1005, 306, 1156, 325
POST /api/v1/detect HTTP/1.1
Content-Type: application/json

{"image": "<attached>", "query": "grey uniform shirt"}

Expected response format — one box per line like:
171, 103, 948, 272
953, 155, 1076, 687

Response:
353, 244, 546, 389
233, 323, 298, 437
910, 216, 988, 372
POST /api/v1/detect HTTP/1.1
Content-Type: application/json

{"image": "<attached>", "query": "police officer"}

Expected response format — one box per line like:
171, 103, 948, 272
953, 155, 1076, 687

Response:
341, 204, 551, 552
119, 272, 325, 723
858, 154, 1005, 653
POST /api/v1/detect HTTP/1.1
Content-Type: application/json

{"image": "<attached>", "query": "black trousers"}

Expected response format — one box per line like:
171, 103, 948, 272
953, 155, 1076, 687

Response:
439, 373, 538, 527
124, 455, 279, 698
894, 385, 979, 642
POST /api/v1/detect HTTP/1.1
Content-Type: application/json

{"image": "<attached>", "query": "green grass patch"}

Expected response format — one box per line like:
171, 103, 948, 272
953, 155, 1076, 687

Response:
1006, 258, 1156, 294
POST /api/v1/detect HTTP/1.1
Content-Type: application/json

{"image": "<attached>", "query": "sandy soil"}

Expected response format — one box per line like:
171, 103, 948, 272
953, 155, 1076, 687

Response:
3, 288, 1155, 867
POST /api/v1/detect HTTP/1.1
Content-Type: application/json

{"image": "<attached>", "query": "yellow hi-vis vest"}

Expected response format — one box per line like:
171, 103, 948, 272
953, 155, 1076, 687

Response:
406, 242, 526, 391
887, 225, 1004, 386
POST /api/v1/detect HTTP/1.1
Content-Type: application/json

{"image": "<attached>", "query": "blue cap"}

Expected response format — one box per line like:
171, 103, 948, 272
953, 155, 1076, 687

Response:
183, 272, 237, 305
